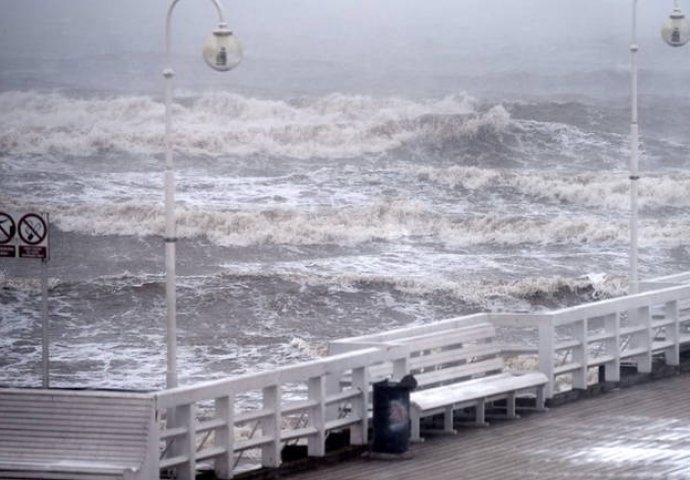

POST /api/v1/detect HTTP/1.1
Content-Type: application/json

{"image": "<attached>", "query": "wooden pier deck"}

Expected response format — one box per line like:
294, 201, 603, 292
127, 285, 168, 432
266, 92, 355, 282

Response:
288, 374, 690, 480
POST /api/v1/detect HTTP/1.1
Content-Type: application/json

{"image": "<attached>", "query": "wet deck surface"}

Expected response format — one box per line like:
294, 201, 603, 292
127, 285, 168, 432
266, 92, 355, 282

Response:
289, 374, 690, 480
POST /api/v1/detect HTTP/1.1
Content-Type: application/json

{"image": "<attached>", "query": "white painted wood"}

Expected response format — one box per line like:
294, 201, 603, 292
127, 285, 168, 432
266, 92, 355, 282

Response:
307, 376, 326, 457
638, 306, 653, 373
261, 386, 281, 468
350, 366, 369, 446
388, 321, 549, 439
0, 390, 155, 480
330, 314, 492, 349
411, 373, 548, 412
538, 318, 555, 398
572, 318, 588, 390
213, 395, 234, 479
156, 346, 408, 409
665, 300, 680, 366
169, 403, 195, 480
603, 312, 621, 382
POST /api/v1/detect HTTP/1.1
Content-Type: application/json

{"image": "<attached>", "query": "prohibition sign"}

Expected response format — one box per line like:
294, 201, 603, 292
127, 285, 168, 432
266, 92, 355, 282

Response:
0, 212, 15, 245
18, 213, 47, 245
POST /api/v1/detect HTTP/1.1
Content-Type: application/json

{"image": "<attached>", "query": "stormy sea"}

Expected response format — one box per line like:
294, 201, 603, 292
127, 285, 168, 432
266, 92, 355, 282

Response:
1, 0, 689, 391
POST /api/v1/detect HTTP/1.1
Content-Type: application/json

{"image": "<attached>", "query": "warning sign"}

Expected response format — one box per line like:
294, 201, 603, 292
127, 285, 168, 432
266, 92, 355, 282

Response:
0, 212, 16, 257
0, 212, 15, 244
0, 212, 49, 260
18, 214, 48, 245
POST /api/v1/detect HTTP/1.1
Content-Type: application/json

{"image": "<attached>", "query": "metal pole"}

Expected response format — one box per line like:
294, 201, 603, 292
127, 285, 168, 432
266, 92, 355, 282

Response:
164, 0, 180, 390
163, 0, 228, 389
629, 0, 640, 294
41, 258, 49, 388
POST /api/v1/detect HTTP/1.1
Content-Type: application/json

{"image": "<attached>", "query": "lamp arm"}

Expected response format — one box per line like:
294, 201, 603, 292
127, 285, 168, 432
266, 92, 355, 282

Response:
165, 0, 182, 67
209, 0, 227, 25
166, 0, 227, 66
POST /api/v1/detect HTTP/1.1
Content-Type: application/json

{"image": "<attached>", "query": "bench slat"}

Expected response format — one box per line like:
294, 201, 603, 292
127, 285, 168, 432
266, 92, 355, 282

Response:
0, 391, 154, 480
412, 372, 548, 411
414, 357, 504, 389
396, 324, 496, 351
410, 342, 500, 371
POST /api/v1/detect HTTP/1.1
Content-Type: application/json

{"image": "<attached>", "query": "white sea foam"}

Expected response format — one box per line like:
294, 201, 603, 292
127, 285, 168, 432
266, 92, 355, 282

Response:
9, 196, 684, 248
216, 267, 626, 310
0, 90, 504, 159
413, 165, 690, 210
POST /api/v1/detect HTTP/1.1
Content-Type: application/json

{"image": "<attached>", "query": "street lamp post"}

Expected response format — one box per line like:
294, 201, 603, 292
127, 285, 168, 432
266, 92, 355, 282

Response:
163, 0, 242, 389
629, 0, 640, 294
628, 0, 688, 294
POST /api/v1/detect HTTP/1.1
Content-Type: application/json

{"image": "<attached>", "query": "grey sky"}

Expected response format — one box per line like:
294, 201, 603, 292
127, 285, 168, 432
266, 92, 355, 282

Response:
0, 1, 688, 96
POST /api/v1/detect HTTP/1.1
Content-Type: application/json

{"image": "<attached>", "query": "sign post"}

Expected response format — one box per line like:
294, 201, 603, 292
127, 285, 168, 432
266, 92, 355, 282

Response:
41, 259, 49, 388
0, 211, 50, 387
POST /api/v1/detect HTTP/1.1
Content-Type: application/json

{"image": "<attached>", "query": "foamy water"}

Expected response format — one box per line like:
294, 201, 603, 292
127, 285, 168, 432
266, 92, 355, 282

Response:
1, 86, 689, 391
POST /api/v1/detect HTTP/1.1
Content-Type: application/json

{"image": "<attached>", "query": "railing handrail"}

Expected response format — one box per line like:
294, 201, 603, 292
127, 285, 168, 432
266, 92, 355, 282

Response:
156, 344, 408, 409
330, 313, 491, 347
546, 283, 690, 324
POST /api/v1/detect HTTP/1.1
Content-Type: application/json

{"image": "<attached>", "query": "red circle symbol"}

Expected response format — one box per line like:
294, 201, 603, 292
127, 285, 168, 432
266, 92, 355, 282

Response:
18, 213, 47, 245
0, 212, 16, 245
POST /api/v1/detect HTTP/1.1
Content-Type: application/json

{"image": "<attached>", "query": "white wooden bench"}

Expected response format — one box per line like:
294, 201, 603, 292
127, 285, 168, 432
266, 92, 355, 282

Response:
389, 322, 548, 441
0, 389, 158, 480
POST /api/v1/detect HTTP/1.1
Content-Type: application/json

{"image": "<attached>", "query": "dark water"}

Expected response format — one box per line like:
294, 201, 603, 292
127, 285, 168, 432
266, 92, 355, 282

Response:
1, 0, 689, 390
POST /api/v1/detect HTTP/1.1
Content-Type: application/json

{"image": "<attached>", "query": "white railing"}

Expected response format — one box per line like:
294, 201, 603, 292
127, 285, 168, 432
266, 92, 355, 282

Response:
330, 283, 690, 400
155, 273, 690, 479
154, 345, 408, 480
528, 283, 690, 397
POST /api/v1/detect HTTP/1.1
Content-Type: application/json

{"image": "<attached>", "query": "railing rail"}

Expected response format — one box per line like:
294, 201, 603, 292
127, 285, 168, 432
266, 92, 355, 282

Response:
154, 344, 409, 480
533, 283, 690, 397
156, 273, 690, 479
329, 283, 690, 400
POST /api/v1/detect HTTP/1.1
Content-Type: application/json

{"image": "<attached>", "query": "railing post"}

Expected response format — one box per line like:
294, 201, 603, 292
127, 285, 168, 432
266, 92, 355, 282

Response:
171, 403, 196, 480
638, 306, 653, 373
665, 300, 680, 366
214, 395, 234, 479
392, 356, 409, 381
604, 312, 621, 382
147, 405, 161, 480
261, 385, 281, 468
307, 376, 326, 457
538, 317, 555, 398
324, 374, 341, 423
350, 366, 369, 445
572, 318, 588, 389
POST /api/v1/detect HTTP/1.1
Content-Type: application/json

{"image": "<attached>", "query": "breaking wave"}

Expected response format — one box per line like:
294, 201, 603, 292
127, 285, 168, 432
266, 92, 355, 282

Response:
0, 90, 507, 159
413, 165, 690, 210
22, 199, 689, 248
0, 90, 622, 165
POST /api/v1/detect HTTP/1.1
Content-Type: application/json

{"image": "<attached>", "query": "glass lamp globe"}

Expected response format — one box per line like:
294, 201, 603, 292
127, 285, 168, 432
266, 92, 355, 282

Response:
203, 23, 242, 71
661, 8, 690, 47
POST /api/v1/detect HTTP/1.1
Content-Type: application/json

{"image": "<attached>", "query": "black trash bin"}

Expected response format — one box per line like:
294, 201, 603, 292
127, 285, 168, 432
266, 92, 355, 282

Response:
372, 375, 417, 455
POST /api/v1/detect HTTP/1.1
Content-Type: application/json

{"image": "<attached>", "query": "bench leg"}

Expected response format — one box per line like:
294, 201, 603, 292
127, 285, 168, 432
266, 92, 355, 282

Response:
443, 406, 456, 434
410, 408, 424, 443
475, 400, 488, 427
535, 385, 548, 412
507, 392, 518, 419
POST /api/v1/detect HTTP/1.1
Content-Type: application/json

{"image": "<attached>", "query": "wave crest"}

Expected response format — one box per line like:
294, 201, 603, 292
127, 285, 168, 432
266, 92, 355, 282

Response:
0, 91, 517, 159
29, 199, 687, 248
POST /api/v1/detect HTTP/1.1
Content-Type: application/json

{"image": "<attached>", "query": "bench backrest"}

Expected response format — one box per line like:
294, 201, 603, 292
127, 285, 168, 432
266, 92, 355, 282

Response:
0, 389, 157, 479
395, 322, 503, 389
362, 322, 503, 390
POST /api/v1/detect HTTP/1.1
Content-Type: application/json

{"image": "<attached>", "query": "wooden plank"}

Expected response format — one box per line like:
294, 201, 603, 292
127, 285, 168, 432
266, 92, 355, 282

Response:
0, 392, 154, 480
414, 357, 504, 388
396, 324, 495, 351
286, 373, 690, 480
410, 343, 500, 371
